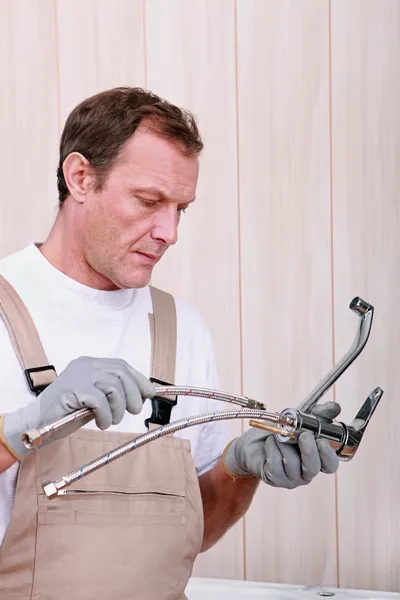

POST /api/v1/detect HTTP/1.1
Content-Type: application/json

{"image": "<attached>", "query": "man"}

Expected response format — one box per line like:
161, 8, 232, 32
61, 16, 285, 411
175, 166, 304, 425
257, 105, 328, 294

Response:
0, 87, 340, 599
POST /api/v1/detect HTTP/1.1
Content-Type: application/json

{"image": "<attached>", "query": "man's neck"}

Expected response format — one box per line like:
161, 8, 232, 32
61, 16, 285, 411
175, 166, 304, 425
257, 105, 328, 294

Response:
40, 213, 116, 291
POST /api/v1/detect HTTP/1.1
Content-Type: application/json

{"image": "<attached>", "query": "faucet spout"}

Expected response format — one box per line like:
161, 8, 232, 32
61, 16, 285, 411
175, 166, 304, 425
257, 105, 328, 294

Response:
297, 297, 374, 414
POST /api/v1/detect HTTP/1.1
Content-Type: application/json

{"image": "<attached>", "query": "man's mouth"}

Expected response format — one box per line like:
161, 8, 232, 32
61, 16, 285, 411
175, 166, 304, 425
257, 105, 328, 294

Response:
134, 251, 160, 266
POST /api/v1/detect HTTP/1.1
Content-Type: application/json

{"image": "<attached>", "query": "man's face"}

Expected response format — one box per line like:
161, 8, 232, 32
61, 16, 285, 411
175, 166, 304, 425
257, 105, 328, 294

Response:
81, 127, 199, 289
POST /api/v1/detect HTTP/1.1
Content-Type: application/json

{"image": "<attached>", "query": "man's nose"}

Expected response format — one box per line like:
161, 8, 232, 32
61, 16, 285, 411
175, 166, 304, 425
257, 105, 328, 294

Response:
151, 206, 179, 246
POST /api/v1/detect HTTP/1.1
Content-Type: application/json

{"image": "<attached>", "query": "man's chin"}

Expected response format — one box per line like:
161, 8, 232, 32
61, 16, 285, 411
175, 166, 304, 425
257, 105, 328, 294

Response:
117, 268, 153, 290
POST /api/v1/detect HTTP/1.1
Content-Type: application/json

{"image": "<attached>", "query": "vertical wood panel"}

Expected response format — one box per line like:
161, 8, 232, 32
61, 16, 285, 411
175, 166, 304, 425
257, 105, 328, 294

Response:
144, 0, 244, 580
56, 0, 145, 126
331, 0, 400, 591
3, 0, 399, 589
237, 0, 337, 586
0, 0, 59, 257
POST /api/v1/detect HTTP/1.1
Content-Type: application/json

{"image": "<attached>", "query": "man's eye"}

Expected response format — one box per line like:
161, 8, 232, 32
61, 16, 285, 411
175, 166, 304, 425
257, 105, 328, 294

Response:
139, 198, 157, 208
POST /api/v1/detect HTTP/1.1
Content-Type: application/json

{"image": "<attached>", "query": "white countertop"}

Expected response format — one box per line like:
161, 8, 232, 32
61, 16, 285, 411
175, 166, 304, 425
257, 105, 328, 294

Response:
186, 578, 400, 600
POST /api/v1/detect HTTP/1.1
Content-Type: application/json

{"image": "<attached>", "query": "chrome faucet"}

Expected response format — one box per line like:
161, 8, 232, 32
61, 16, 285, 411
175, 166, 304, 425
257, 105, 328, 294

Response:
252, 297, 382, 461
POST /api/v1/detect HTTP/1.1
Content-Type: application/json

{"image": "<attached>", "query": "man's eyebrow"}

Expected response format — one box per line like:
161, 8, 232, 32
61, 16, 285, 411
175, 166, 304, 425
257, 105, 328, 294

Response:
130, 186, 196, 203
129, 186, 167, 199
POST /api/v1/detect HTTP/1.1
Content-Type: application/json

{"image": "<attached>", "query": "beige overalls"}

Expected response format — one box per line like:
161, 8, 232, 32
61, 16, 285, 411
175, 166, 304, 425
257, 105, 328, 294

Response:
0, 276, 204, 600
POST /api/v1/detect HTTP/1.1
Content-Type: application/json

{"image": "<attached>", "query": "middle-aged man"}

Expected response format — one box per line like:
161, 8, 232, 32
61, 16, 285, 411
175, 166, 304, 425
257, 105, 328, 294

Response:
0, 87, 340, 599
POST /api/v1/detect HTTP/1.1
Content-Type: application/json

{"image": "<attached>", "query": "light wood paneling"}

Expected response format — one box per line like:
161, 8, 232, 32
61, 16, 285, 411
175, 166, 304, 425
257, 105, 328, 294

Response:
236, 0, 337, 586
55, 0, 145, 127
144, 0, 244, 580
0, 0, 59, 257
331, 0, 400, 591
1, 0, 399, 591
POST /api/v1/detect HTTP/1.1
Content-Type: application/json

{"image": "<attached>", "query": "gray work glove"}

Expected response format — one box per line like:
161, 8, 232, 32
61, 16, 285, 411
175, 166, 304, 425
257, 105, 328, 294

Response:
223, 401, 341, 489
1, 356, 156, 461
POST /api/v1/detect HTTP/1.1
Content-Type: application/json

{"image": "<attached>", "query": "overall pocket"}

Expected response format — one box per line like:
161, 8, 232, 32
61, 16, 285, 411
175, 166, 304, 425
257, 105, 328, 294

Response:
31, 431, 194, 600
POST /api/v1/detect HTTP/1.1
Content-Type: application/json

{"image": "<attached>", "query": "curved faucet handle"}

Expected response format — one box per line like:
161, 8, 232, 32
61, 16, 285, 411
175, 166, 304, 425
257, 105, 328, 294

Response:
337, 387, 383, 460
298, 297, 374, 414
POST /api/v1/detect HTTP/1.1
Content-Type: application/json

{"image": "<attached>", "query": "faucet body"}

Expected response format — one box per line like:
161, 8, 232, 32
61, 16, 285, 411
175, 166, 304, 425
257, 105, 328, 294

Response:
269, 387, 383, 460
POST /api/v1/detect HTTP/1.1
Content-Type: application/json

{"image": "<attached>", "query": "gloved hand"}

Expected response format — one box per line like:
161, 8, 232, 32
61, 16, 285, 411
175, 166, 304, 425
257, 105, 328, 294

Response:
0, 356, 156, 461
222, 401, 341, 489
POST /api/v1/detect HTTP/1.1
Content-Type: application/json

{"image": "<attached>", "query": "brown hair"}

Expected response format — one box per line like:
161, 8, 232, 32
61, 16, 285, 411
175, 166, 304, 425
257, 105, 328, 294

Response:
57, 87, 203, 206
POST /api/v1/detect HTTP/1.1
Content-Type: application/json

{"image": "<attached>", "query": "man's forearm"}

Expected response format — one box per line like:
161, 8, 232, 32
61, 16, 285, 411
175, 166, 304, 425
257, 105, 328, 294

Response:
198, 458, 259, 552
0, 440, 17, 472
0, 416, 18, 472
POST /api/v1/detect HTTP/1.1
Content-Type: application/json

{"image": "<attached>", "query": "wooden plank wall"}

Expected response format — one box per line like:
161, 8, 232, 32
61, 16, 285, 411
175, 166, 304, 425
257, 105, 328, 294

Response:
0, 0, 398, 591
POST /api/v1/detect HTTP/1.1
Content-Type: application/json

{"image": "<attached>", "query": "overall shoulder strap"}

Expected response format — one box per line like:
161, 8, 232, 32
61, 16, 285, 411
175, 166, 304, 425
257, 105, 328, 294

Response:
148, 285, 177, 384
147, 285, 178, 427
0, 274, 56, 394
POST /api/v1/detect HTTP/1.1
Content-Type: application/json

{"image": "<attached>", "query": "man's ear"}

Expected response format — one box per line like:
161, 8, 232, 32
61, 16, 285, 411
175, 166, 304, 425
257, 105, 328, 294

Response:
62, 152, 95, 203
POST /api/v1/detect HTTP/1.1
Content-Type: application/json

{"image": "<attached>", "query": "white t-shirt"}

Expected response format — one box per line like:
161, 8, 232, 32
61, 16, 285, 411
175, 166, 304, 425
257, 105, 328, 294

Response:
0, 243, 229, 545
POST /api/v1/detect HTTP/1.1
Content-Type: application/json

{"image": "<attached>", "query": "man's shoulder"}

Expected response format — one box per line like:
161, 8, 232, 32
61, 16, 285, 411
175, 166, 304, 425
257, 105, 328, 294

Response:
150, 285, 211, 339
0, 245, 32, 279
166, 291, 208, 331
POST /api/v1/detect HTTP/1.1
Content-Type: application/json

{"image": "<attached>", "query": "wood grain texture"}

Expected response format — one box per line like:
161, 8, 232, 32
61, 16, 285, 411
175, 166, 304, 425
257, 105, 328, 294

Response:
331, 0, 400, 591
0, 0, 59, 258
55, 0, 146, 127
236, 0, 337, 586
144, 0, 244, 580
2, 0, 400, 590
